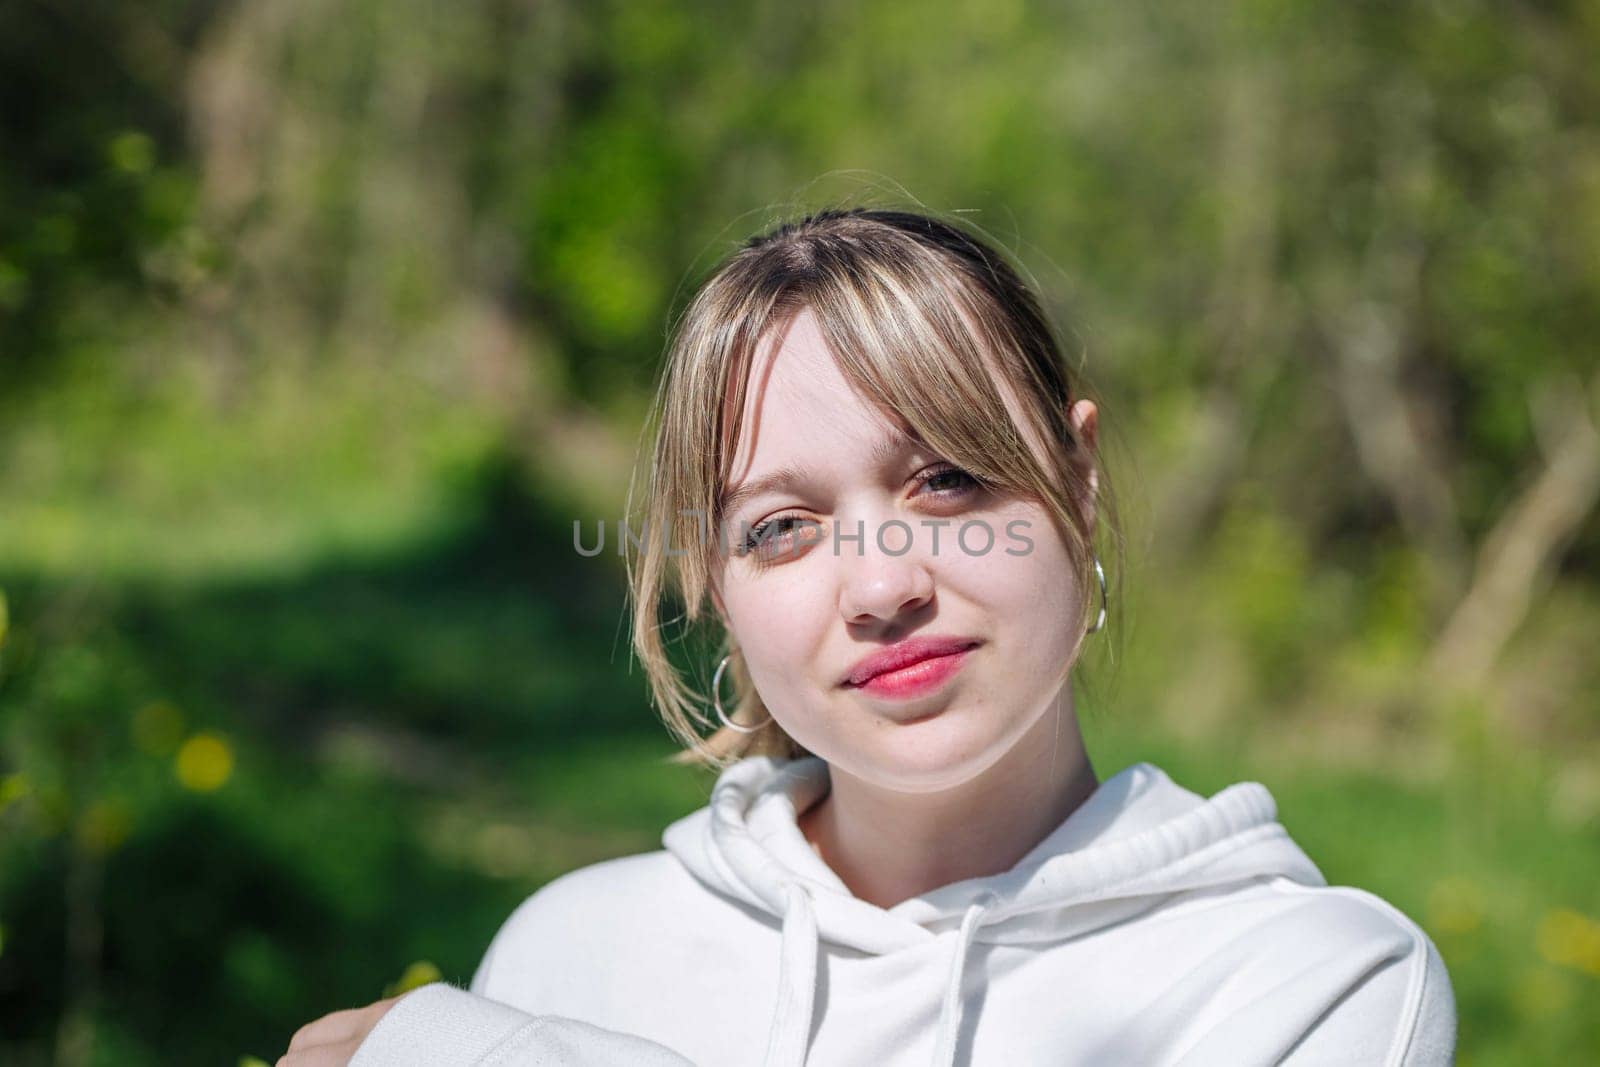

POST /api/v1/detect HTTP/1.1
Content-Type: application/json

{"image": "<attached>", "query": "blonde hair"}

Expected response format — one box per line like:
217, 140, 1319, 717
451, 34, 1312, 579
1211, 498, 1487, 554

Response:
626, 207, 1119, 770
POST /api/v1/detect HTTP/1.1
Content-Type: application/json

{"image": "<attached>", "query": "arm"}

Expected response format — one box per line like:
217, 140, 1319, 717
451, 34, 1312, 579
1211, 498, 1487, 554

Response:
347, 925, 698, 1066
347, 982, 699, 1067
1392, 934, 1457, 1067
1269, 929, 1456, 1066
1164, 890, 1457, 1067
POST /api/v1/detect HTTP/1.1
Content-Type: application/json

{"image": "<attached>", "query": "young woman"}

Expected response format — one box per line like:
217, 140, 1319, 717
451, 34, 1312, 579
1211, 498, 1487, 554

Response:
283, 208, 1457, 1066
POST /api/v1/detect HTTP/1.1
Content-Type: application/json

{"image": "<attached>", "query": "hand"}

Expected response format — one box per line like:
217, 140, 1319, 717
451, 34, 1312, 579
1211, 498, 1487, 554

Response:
279, 994, 405, 1066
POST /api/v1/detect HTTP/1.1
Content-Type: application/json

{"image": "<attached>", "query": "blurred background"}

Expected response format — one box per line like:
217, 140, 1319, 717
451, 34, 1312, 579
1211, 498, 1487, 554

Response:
1, 1, 1597, 1063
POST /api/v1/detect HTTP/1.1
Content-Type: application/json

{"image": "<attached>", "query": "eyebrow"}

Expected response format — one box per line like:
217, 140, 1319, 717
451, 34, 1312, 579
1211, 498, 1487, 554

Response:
718, 430, 922, 518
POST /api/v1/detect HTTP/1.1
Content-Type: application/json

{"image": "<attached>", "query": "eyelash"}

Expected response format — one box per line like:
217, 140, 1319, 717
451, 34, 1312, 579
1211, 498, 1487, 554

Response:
735, 463, 983, 559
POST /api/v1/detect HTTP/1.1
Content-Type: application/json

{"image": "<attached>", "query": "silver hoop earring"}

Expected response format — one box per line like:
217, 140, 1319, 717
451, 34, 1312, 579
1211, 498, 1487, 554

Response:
713, 653, 771, 733
1085, 555, 1108, 634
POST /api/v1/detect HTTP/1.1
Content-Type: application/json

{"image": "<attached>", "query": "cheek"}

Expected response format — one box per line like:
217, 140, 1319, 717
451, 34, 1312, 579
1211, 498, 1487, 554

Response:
946, 510, 1082, 644
720, 571, 832, 687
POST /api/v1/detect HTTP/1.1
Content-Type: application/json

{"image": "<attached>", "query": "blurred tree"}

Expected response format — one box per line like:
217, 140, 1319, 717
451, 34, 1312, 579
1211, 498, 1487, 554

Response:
0, 1, 221, 393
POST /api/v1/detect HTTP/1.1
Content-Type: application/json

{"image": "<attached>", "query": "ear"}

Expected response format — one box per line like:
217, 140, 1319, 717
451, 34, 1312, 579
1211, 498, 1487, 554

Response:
1067, 398, 1099, 527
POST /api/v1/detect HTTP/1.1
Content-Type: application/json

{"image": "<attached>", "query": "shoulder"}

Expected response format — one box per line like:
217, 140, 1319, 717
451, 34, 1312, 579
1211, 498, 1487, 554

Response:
471, 850, 705, 996
517, 849, 689, 914
489, 849, 693, 943
1260, 880, 1458, 1066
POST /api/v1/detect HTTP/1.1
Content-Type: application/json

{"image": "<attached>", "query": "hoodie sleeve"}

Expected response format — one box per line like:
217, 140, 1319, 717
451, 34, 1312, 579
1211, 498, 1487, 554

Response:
1256, 930, 1456, 1066
348, 923, 698, 1066
1166, 886, 1457, 1067
1277, 895, 1457, 1067
1393, 934, 1458, 1066
347, 982, 699, 1066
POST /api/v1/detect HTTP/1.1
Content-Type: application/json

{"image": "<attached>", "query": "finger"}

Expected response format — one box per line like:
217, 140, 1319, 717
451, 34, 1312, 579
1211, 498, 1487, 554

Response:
286, 999, 394, 1052
287, 996, 407, 1054
286, 1010, 359, 1052
275, 1035, 361, 1066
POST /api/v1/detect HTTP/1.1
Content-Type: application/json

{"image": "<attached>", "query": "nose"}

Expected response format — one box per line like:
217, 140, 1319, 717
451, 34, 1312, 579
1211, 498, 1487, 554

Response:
837, 522, 936, 626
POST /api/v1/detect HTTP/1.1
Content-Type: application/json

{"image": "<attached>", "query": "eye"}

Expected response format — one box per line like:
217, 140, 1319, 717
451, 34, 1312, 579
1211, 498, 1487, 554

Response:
735, 513, 817, 560
914, 463, 983, 497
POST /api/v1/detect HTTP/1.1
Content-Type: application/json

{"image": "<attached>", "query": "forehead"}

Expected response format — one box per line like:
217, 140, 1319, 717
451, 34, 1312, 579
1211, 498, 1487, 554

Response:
722, 308, 908, 485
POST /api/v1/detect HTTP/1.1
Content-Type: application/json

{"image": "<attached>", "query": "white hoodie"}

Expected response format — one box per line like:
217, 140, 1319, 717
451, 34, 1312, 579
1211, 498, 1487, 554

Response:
350, 756, 1457, 1066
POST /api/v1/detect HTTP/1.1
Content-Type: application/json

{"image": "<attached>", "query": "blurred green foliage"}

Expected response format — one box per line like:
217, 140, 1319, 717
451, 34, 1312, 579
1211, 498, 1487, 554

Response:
2, 0, 1598, 1064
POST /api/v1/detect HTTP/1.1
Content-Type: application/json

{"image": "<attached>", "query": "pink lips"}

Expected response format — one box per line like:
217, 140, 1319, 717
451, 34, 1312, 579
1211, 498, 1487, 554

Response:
842, 635, 981, 699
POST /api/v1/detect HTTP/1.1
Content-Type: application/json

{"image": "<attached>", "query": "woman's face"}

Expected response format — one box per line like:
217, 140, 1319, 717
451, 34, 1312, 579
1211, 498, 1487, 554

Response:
711, 308, 1097, 793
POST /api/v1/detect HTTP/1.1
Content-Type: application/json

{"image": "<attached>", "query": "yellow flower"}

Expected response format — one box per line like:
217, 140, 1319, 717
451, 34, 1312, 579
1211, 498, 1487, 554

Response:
383, 960, 443, 999
175, 732, 234, 792
1536, 908, 1600, 976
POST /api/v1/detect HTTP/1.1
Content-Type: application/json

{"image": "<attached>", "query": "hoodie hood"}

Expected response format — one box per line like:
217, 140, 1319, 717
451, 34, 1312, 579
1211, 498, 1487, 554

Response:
662, 755, 1326, 1067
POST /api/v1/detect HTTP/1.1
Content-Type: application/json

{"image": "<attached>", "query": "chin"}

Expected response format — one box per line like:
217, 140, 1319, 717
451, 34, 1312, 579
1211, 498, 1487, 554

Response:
841, 715, 1013, 795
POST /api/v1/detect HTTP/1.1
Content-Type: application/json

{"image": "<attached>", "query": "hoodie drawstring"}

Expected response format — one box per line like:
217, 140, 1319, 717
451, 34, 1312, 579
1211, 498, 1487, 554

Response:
764, 883, 819, 1067
763, 886, 998, 1067
929, 891, 999, 1067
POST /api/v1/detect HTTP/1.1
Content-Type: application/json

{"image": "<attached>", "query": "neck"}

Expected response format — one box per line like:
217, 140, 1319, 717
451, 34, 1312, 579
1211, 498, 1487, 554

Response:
797, 683, 1098, 910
